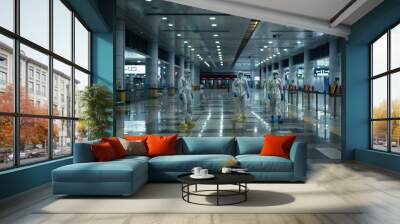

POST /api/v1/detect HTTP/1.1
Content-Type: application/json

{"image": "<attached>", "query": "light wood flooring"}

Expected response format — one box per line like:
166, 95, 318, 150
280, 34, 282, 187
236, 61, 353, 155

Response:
1, 160, 400, 224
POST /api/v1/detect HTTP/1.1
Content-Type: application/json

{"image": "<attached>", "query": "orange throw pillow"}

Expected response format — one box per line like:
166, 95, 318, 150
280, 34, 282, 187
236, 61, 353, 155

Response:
260, 135, 296, 159
101, 137, 126, 158
146, 135, 178, 157
91, 142, 117, 162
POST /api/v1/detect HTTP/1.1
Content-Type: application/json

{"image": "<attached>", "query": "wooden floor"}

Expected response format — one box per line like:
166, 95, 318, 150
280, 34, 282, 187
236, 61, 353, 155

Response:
1, 160, 400, 224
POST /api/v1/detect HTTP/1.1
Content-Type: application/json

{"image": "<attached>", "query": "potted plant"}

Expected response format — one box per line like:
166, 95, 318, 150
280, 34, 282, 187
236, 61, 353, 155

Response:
79, 84, 113, 140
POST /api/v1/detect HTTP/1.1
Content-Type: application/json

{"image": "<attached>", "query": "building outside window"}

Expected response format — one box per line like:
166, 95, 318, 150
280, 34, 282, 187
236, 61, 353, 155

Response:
0, 0, 91, 170
370, 23, 400, 153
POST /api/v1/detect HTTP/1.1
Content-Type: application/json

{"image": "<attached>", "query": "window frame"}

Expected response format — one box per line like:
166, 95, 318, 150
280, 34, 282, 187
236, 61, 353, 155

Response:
370, 20, 400, 154
0, 0, 92, 171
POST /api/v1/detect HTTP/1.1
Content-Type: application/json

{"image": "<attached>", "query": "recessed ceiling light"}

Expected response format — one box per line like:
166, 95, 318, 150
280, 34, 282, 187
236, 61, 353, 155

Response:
283, 48, 288, 51
215, 41, 220, 44
137, 60, 142, 63
191, 48, 195, 51
183, 41, 188, 44
273, 54, 276, 57
177, 33, 182, 37
268, 41, 273, 44
168, 23, 174, 27
277, 52, 280, 55
188, 45, 192, 48
145, 0, 152, 2
260, 49, 264, 52
217, 45, 221, 48
211, 24, 218, 27
213, 34, 219, 37
263, 46, 268, 48
209, 17, 216, 20
161, 17, 167, 20
297, 41, 302, 44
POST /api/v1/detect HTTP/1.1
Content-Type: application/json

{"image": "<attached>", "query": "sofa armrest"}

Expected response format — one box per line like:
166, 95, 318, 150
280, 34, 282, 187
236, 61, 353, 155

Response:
73, 140, 100, 163
289, 141, 307, 181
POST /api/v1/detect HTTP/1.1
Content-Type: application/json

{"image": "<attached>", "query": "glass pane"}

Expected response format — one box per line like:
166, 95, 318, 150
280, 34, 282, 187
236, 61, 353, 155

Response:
53, 0, 72, 60
20, 0, 49, 49
0, 0, 14, 31
372, 33, 387, 76
391, 24, 400, 70
0, 116, 14, 170
75, 120, 88, 143
391, 72, 400, 118
372, 76, 387, 119
20, 44, 49, 115
391, 120, 400, 153
372, 121, 388, 151
74, 17, 89, 70
20, 117, 49, 165
53, 119, 72, 158
53, 59, 72, 117
0, 35, 14, 112
74, 69, 89, 118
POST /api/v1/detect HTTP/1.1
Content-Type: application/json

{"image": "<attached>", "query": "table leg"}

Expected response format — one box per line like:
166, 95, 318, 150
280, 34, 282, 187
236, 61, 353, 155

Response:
195, 184, 198, 192
217, 184, 219, 206
245, 183, 247, 201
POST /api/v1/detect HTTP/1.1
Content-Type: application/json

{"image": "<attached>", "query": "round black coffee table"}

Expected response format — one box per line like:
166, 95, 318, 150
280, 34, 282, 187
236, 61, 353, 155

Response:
177, 173, 255, 206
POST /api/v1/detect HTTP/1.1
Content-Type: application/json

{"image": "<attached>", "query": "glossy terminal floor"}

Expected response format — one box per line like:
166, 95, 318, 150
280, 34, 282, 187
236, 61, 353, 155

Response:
116, 88, 342, 161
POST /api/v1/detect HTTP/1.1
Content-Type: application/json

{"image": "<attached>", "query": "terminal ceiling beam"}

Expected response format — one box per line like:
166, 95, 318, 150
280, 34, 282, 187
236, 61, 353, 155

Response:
163, 0, 351, 37
329, 0, 382, 28
231, 20, 259, 68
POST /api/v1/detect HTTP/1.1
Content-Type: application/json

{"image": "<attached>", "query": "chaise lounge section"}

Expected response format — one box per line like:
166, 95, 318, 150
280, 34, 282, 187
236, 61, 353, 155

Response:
52, 136, 307, 196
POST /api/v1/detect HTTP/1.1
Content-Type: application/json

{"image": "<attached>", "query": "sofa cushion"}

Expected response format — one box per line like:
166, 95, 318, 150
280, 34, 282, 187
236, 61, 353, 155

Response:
236, 137, 264, 155
91, 142, 118, 162
119, 138, 147, 156
53, 158, 147, 183
147, 135, 178, 157
101, 137, 127, 158
260, 135, 296, 159
149, 154, 235, 172
236, 155, 293, 172
180, 137, 235, 155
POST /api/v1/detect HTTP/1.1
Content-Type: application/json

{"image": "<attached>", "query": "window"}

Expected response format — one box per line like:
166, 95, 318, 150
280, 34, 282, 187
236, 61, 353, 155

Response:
0, 116, 14, 169
53, 0, 72, 60
74, 69, 89, 118
19, 117, 49, 165
28, 81, 34, 94
53, 59, 72, 117
20, 0, 49, 49
0, 0, 91, 169
74, 17, 90, 70
370, 22, 400, 153
53, 119, 72, 158
0, 0, 14, 31
21, 44, 49, 115
0, 34, 14, 113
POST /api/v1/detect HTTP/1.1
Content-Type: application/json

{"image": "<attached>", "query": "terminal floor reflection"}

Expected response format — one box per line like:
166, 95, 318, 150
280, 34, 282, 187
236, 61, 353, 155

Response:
116, 89, 341, 158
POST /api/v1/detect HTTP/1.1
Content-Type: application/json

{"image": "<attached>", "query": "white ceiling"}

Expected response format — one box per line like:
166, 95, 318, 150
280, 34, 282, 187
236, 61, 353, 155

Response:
163, 0, 384, 37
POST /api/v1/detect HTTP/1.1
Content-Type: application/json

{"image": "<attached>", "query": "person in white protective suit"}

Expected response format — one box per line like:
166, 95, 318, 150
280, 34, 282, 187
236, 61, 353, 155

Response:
266, 72, 284, 123
231, 72, 250, 122
177, 72, 195, 129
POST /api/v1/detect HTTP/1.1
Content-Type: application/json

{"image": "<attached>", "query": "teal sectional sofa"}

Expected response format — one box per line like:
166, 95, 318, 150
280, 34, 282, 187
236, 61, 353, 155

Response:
52, 137, 306, 196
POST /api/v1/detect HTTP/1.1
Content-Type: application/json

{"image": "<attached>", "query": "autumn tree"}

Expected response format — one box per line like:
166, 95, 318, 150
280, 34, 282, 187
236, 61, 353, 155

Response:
0, 84, 60, 153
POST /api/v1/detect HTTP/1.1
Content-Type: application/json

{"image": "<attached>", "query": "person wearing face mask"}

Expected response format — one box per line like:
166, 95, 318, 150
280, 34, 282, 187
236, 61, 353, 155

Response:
267, 72, 284, 123
177, 72, 195, 129
231, 72, 250, 122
